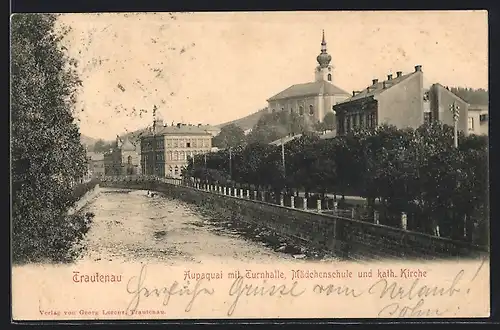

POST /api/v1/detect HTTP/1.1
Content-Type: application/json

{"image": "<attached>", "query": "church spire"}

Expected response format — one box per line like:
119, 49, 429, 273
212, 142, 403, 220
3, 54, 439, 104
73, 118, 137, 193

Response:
317, 30, 332, 68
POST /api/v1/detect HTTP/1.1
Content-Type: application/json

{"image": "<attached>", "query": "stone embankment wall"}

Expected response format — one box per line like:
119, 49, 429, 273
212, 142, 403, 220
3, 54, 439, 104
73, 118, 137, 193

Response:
68, 184, 101, 216
100, 179, 487, 261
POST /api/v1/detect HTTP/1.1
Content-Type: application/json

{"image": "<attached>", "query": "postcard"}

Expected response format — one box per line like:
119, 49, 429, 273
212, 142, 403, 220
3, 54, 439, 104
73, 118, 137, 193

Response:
11, 11, 489, 321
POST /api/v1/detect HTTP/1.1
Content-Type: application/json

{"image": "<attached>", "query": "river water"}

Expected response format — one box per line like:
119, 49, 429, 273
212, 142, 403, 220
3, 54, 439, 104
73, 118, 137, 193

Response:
76, 188, 311, 265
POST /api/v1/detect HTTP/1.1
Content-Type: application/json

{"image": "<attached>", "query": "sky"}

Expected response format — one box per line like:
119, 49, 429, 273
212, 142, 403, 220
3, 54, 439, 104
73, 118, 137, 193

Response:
55, 11, 488, 140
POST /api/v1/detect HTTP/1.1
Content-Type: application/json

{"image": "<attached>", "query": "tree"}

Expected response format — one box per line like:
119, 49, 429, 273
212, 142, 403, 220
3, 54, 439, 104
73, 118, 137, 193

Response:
323, 112, 336, 131
11, 14, 88, 263
93, 139, 112, 153
212, 123, 246, 149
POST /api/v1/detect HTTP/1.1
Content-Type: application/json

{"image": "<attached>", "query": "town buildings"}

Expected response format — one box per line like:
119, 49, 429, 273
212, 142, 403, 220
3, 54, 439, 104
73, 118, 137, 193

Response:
86, 151, 105, 178
465, 104, 488, 136
266, 31, 351, 126
103, 136, 141, 176
333, 65, 474, 136
140, 119, 213, 178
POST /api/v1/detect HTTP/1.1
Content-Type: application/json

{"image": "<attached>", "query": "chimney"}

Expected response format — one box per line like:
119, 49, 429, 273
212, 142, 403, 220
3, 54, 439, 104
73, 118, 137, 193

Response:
367, 87, 371, 92
176, 123, 181, 128
383, 81, 388, 89
352, 91, 356, 96
387, 74, 393, 81
372, 79, 379, 85
396, 71, 402, 78
198, 123, 201, 127
415, 65, 422, 72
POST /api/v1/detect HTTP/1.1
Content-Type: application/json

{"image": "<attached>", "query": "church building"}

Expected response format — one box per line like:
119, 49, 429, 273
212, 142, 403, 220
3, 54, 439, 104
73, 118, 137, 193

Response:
266, 31, 351, 125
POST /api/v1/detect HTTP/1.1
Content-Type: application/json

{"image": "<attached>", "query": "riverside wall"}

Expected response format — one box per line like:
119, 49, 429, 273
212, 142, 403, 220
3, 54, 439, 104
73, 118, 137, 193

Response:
99, 179, 487, 261
68, 184, 101, 216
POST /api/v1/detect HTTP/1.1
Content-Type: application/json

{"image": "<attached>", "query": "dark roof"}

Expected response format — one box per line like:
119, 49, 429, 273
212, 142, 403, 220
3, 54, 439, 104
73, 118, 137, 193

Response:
346, 72, 415, 102
267, 80, 350, 102
87, 152, 105, 161
142, 125, 214, 137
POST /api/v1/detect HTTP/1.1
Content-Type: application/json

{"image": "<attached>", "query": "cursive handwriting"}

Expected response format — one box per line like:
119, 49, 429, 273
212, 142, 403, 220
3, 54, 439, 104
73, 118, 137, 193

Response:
378, 299, 448, 317
227, 277, 305, 316
126, 264, 215, 313
368, 270, 464, 301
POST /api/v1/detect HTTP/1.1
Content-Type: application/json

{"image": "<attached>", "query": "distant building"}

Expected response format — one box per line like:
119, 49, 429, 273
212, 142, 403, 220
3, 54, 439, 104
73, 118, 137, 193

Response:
140, 122, 213, 178
266, 31, 351, 126
467, 104, 488, 136
103, 136, 141, 176
86, 151, 105, 177
333, 65, 471, 136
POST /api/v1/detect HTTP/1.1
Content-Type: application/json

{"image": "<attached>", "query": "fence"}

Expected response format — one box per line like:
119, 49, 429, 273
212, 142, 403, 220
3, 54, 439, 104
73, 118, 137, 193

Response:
101, 176, 424, 233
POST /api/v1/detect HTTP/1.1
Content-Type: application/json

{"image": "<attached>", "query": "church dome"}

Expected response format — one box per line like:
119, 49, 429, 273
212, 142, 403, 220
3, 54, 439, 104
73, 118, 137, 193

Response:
316, 30, 332, 68
317, 52, 332, 68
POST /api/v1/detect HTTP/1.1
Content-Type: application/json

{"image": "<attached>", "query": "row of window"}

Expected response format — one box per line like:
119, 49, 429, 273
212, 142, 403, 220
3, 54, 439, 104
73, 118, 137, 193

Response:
271, 105, 315, 116
337, 112, 377, 134
143, 150, 206, 162
143, 138, 211, 150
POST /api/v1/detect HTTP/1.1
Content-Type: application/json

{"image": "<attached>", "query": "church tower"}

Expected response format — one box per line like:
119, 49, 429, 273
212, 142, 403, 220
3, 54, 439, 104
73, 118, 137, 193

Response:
315, 30, 334, 83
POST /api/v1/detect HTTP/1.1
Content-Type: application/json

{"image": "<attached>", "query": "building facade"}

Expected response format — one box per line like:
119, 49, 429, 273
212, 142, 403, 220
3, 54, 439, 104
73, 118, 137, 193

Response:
334, 65, 471, 136
266, 31, 350, 127
103, 137, 141, 176
86, 152, 105, 177
467, 104, 488, 136
140, 123, 213, 178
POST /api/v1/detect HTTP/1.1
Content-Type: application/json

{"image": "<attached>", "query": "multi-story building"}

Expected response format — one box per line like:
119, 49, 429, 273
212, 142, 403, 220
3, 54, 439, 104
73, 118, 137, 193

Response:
465, 104, 488, 136
86, 151, 105, 177
140, 122, 213, 178
266, 31, 351, 126
103, 136, 141, 176
334, 65, 470, 136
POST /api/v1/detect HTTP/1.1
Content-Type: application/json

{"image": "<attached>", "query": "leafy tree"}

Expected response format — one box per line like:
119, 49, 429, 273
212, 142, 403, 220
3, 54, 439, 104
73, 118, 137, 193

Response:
93, 139, 113, 153
212, 123, 246, 149
11, 14, 89, 263
450, 87, 488, 106
323, 112, 336, 131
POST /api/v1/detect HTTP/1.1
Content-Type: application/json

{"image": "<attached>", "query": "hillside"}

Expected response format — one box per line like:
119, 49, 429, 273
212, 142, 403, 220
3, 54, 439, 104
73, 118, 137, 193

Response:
80, 134, 99, 148
216, 108, 268, 131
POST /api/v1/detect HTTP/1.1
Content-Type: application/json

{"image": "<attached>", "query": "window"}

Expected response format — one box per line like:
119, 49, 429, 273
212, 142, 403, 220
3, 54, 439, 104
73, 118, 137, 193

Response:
327, 73, 332, 81
173, 139, 178, 148
127, 155, 132, 164
480, 114, 488, 122
166, 152, 172, 160
173, 151, 178, 161
359, 113, 364, 127
346, 116, 351, 133
186, 142, 191, 148
180, 151, 185, 160
166, 139, 172, 148
299, 106, 304, 115
309, 105, 314, 115
468, 117, 474, 131
174, 166, 179, 176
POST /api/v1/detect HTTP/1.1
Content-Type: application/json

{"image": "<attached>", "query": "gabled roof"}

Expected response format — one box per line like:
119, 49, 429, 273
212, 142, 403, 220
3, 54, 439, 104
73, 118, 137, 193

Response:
347, 71, 416, 102
432, 83, 470, 105
267, 80, 350, 102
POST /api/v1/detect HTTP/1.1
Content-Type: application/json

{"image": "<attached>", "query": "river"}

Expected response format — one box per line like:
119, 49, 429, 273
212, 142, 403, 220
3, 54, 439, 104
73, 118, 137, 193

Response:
76, 187, 314, 265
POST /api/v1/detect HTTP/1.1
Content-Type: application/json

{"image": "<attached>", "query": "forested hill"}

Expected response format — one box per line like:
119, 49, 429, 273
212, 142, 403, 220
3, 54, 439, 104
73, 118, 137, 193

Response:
450, 87, 488, 105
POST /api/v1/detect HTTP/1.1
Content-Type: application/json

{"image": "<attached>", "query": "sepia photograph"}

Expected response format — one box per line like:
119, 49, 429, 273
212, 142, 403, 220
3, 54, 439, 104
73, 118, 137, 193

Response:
11, 11, 489, 320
